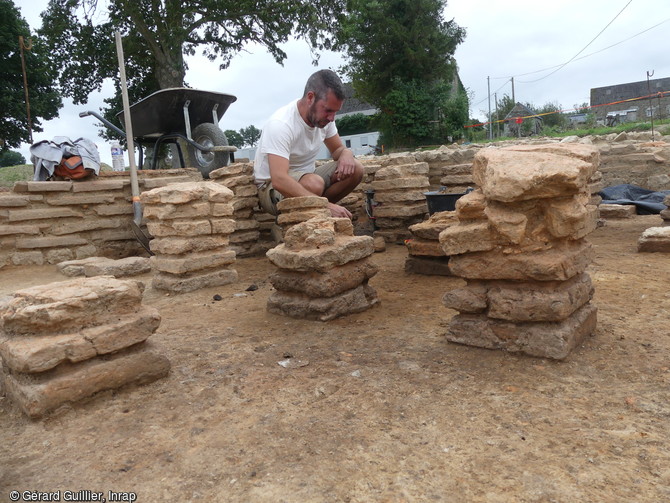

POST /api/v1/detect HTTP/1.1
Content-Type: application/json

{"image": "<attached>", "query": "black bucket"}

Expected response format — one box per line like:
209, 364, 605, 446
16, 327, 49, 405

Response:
424, 191, 466, 215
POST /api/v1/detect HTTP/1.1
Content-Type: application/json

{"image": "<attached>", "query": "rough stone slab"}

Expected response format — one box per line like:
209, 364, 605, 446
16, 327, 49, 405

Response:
269, 259, 378, 297
282, 218, 353, 249
232, 196, 259, 211
82, 257, 152, 277
8, 207, 82, 222
0, 224, 41, 236
379, 153, 417, 166
638, 226, 670, 252
149, 235, 230, 255
375, 162, 429, 180
0, 277, 143, 336
57, 257, 105, 277
2, 341, 170, 418
233, 184, 259, 198
211, 203, 235, 217
455, 189, 487, 220
445, 303, 597, 360
44, 193, 116, 206
49, 218, 123, 236
409, 212, 458, 240
152, 268, 238, 293
142, 201, 211, 220
141, 181, 232, 204
598, 203, 637, 219
472, 144, 598, 202
373, 190, 428, 204
0, 195, 31, 207
442, 284, 488, 313
92, 203, 134, 216
371, 177, 430, 191
234, 219, 260, 231
448, 240, 594, 281
0, 306, 161, 373
15, 235, 89, 249
544, 198, 598, 239
209, 162, 254, 178
212, 174, 255, 188
439, 174, 474, 185
278, 209, 332, 226
277, 195, 329, 211
10, 251, 44, 266
146, 219, 212, 237
267, 236, 374, 272
141, 176, 195, 190
439, 221, 496, 256
404, 256, 452, 276
229, 230, 261, 244
267, 284, 380, 321
151, 249, 236, 274
484, 202, 528, 244
70, 180, 125, 192
405, 238, 445, 257
372, 202, 428, 218
25, 181, 73, 192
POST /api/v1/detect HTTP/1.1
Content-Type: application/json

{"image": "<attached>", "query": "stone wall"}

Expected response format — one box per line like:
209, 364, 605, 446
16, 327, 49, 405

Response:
0, 170, 201, 269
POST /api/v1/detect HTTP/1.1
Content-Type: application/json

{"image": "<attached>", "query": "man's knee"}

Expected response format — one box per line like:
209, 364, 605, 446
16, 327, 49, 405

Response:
299, 173, 326, 195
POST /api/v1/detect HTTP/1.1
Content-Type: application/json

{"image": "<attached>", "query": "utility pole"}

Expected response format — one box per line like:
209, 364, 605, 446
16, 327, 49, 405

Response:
494, 92, 499, 139
487, 76, 492, 140
647, 70, 655, 140
511, 77, 515, 104
19, 36, 33, 144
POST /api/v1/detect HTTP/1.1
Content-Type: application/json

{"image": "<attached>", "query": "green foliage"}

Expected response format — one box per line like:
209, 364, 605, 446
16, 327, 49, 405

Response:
0, 164, 33, 188
0, 0, 61, 150
537, 102, 567, 130
0, 150, 26, 167
239, 125, 261, 147
335, 113, 373, 136
336, 0, 466, 147
224, 129, 244, 148
39, 0, 347, 137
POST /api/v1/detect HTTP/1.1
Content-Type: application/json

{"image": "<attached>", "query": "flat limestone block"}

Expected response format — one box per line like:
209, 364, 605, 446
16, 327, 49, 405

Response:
140, 181, 233, 205
267, 236, 374, 273
0, 277, 143, 336
267, 284, 380, 321
269, 259, 378, 297
404, 256, 452, 276
0, 306, 161, 373
152, 268, 238, 293
448, 240, 594, 282
149, 235, 230, 255
408, 212, 458, 240
405, 238, 445, 257
151, 249, 236, 275
638, 226, 670, 252
446, 303, 597, 360
599, 203, 637, 219
277, 195, 328, 211
57, 257, 103, 277
2, 341, 170, 418
82, 257, 152, 278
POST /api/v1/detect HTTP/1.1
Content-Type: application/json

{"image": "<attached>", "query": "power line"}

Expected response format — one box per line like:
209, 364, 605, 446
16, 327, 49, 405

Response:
518, 0, 633, 83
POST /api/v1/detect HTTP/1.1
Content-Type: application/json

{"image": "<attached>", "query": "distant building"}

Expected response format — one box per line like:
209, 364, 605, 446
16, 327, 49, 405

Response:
590, 76, 670, 123
503, 103, 543, 136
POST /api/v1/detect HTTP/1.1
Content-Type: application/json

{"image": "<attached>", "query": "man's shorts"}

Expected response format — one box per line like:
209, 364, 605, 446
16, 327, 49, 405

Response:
257, 161, 338, 216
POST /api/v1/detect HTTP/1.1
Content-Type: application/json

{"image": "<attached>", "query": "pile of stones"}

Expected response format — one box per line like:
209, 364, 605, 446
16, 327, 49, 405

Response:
276, 195, 330, 236
140, 181, 238, 293
209, 162, 265, 256
369, 154, 430, 243
415, 146, 479, 191
0, 276, 170, 418
440, 143, 600, 359
404, 211, 457, 276
266, 217, 380, 321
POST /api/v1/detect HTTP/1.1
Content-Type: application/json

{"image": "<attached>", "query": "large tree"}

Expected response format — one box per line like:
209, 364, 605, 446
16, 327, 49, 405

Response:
39, 0, 347, 134
336, 0, 466, 146
0, 0, 61, 150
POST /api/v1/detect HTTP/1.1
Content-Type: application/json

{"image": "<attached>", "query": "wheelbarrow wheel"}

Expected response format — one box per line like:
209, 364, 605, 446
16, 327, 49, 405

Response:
186, 123, 230, 178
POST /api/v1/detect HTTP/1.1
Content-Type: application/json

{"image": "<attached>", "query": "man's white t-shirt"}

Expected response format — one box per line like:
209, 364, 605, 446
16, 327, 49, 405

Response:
253, 99, 338, 183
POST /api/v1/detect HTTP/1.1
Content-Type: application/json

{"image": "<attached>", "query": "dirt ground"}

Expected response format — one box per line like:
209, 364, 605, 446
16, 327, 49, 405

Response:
1, 214, 669, 502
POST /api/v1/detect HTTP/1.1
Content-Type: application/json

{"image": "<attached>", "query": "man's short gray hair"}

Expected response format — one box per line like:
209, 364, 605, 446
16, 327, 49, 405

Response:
303, 69, 345, 102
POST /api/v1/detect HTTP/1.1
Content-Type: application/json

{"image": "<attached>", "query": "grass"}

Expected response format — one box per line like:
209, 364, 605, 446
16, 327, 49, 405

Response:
0, 164, 34, 189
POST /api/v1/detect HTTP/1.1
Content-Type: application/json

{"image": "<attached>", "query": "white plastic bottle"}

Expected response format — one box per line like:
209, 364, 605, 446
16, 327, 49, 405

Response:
111, 141, 125, 172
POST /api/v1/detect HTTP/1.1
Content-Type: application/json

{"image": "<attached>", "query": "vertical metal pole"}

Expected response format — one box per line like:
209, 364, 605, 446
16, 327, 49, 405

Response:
487, 76, 492, 140
511, 77, 515, 104
494, 92, 499, 138
647, 71, 655, 140
19, 36, 33, 145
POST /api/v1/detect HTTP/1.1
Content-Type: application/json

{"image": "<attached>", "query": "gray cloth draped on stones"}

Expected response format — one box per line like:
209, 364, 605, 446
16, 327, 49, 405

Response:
30, 136, 101, 181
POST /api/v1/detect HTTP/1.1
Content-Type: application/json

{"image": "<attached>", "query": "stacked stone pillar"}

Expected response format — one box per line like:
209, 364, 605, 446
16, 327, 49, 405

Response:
140, 181, 238, 293
440, 144, 600, 359
209, 162, 265, 256
0, 276, 170, 418
404, 211, 457, 275
276, 195, 331, 236
370, 154, 430, 243
637, 193, 670, 252
266, 217, 380, 321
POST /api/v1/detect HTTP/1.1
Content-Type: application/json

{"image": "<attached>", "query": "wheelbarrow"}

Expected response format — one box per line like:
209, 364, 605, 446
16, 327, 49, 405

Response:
80, 87, 238, 178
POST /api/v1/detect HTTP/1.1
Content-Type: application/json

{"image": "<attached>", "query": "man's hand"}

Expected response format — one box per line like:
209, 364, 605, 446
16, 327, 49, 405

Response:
333, 148, 356, 182
328, 202, 352, 219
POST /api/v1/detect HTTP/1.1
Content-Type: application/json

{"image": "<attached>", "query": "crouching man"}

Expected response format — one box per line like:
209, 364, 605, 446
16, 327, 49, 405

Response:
253, 69, 364, 219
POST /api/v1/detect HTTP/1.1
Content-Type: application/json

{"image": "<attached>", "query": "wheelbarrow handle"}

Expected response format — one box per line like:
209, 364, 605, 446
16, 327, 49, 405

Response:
79, 110, 126, 138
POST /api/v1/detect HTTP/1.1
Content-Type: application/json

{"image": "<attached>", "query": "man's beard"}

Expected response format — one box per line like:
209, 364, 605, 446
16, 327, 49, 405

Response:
308, 101, 329, 128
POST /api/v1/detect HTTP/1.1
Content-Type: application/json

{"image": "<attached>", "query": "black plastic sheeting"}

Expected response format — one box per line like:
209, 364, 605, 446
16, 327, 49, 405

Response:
599, 184, 670, 215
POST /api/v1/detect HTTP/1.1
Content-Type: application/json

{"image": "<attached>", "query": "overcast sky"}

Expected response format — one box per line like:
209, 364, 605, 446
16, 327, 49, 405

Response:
16, 0, 670, 165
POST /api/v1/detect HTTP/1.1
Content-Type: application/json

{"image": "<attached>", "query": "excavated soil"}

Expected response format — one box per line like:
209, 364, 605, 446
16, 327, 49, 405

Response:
1, 214, 669, 502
